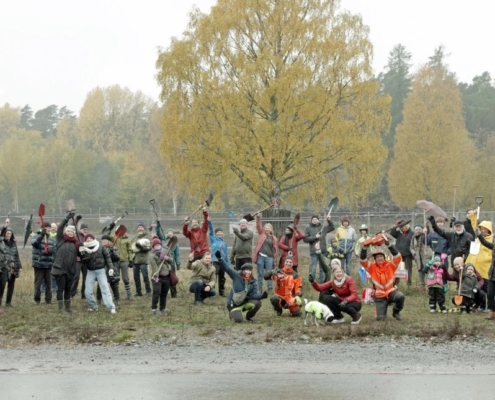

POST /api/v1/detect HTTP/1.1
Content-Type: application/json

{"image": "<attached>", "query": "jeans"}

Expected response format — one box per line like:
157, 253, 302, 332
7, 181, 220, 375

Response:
310, 254, 324, 283
54, 274, 72, 301
152, 275, 170, 311
189, 280, 216, 302
342, 252, 353, 276
133, 264, 151, 295
256, 255, 273, 292
85, 269, 115, 311
34, 268, 52, 303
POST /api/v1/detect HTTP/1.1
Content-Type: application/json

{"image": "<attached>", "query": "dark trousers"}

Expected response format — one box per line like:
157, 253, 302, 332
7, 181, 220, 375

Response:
402, 255, 413, 285
133, 264, 151, 295
97, 280, 120, 301
152, 276, 171, 311
169, 263, 177, 298
487, 280, 495, 311
189, 280, 216, 302
55, 274, 73, 301
227, 299, 262, 320
235, 257, 252, 271
213, 261, 226, 295
452, 296, 474, 313
322, 295, 361, 319
428, 287, 445, 310
34, 268, 52, 303
71, 261, 87, 298
0, 272, 8, 304
374, 290, 405, 319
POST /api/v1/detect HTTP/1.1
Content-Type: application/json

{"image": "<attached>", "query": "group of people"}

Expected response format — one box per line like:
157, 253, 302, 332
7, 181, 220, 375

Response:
1, 206, 495, 325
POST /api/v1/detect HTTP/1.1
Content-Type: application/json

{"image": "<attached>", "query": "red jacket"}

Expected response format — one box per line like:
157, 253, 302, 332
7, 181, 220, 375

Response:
278, 229, 304, 266
182, 211, 209, 258
312, 276, 360, 303
253, 217, 278, 263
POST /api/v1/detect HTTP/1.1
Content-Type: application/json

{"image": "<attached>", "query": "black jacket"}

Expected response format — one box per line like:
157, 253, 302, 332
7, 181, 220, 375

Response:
81, 244, 113, 271
390, 228, 414, 257
303, 220, 335, 255
51, 218, 79, 279
1, 229, 22, 277
430, 219, 473, 262
31, 231, 57, 269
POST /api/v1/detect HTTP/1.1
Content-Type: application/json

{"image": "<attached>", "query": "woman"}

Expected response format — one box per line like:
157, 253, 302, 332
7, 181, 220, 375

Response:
51, 212, 79, 313
253, 216, 278, 293
278, 224, 304, 272
0, 219, 22, 308
466, 221, 493, 283
149, 237, 171, 316
474, 232, 495, 319
309, 264, 362, 324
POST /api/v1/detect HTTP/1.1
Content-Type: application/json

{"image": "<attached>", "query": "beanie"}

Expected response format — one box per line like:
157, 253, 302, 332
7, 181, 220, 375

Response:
434, 255, 441, 262
240, 263, 253, 271
152, 237, 162, 247
341, 215, 350, 223
80, 223, 89, 229
137, 222, 146, 228
44, 222, 51, 228
466, 264, 475, 272
311, 215, 319, 220
84, 233, 95, 241
239, 218, 248, 224
166, 228, 174, 234
414, 224, 423, 229
65, 225, 76, 234
101, 235, 112, 242
215, 228, 223, 234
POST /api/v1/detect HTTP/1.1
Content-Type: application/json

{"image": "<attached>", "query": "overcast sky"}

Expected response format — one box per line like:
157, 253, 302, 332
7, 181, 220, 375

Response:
1, 0, 493, 113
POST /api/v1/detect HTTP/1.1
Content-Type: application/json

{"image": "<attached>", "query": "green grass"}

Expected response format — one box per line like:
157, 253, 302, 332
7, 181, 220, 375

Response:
1, 259, 493, 347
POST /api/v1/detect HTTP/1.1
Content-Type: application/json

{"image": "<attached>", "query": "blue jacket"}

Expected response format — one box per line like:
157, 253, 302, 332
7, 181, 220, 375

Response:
428, 231, 451, 256
208, 221, 229, 263
217, 258, 262, 307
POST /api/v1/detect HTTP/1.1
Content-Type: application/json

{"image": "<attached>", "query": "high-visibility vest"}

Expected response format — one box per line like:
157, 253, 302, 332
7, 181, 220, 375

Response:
360, 254, 402, 298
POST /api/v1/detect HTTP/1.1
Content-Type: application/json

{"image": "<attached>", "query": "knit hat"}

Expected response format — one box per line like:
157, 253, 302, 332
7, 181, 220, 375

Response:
453, 220, 464, 226
84, 233, 95, 241
101, 234, 112, 242
137, 222, 146, 228
44, 222, 51, 228
414, 224, 423, 229
65, 225, 76, 234
330, 259, 341, 268
286, 224, 294, 232
311, 215, 319, 220
80, 223, 89, 229
434, 255, 441, 262
239, 218, 248, 224
215, 228, 223, 234
151, 237, 162, 247
341, 215, 350, 223
466, 264, 475, 272
166, 228, 174, 234
240, 263, 253, 271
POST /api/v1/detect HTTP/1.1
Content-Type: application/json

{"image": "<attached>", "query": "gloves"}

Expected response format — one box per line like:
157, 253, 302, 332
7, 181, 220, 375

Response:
66, 211, 75, 220
215, 250, 222, 260
75, 215, 82, 222
129, 262, 134, 268
383, 234, 390, 247
109, 222, 116, 230
450, 216, 456, 223
441, 253, 447, 262
261, 291, 268, 299
427, 215, 435, 224
41, 228, 47, 236
475, 227, 481, 237
338, 299, 348, 309
473, 288, 478, 293
308, 274, 315, 284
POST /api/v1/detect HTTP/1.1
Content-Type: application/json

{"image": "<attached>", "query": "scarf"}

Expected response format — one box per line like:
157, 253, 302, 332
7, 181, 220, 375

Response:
63, 234, 78, 244
79, 239, 100, 254
154, 248, 165, 261
333, 276, 346, 287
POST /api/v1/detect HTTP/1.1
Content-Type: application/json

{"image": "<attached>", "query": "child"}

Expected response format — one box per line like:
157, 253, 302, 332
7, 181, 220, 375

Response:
423, 256, 447, 313
149, 237, 171, 316
97, 235, 121, 306
327, 238, 345, 261
455, 264, 478, 313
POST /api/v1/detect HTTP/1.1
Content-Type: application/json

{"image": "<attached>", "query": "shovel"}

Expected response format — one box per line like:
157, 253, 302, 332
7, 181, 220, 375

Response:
102, 211, 128, 234
243, 198, 281, 222
454, 269, 464, 306
475, 196, 483, 220
112, 225, 127, 246
38, 204, 48, 254
318, 197, 339, 235
288, 213, 300, 257
182, 193, 214, 225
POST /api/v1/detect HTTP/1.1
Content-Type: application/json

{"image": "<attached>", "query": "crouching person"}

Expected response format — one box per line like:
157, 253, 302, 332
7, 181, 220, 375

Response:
360, 236, 405, 321
265, 257, 303, 317
187, 252, 216, 305
214, 250, 267, 322
96, 235, 121, 307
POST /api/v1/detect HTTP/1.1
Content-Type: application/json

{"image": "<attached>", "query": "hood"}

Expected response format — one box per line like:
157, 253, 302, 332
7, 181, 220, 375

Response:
479, 221, 493, 235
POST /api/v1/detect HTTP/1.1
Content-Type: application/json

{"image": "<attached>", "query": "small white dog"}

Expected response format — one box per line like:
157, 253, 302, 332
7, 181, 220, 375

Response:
304, 299, 334, 326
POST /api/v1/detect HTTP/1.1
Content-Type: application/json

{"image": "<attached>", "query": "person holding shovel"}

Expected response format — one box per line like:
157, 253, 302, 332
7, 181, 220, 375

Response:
230, 219, 254, 271
156, 223, 180, 298
131, 222, 152, 297
149, 237, 171, 316
183, 208, 209, 261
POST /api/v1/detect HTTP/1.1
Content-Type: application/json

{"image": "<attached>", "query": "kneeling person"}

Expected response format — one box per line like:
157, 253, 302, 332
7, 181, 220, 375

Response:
187, 252, 216, 305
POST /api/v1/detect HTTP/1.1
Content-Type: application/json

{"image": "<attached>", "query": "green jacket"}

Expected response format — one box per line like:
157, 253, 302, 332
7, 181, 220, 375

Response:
112, 234, 132, 262
187, 259, 216, 287
149, 251, 171, 279
131, 232, 151, 265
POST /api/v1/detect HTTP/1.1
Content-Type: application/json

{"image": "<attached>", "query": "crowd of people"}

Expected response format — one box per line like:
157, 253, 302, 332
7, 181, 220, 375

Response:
0, 206, 494, 325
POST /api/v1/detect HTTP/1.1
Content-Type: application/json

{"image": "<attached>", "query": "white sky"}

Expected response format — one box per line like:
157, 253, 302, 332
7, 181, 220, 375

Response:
1, 0, 494, 113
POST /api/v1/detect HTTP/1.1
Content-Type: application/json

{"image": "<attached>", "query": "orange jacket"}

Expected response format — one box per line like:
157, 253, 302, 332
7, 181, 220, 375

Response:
360, 254, 402, 298
269, 270, 302, 301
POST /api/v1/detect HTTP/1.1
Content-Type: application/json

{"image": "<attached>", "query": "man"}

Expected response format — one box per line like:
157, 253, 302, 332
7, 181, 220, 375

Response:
410, 224, 431, 291
427, 217, 451, 267
303, 215, 334, 283
71, 222, 89, 299
131, 222, 152, 296
334, 215, 357, 276
230, 218, 253, 270
31, 222, 57, 305
360, 236, 404, 321
41, 222, 59, 295
186, 251, 216, 305
183, 209, 209, 261
451, 209, 476, 239
208, 216, 228, 297
428, 216, 473, 265
390, 220, 414, 286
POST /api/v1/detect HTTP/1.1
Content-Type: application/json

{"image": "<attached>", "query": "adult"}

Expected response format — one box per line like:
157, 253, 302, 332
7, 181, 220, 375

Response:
80, 233, 116, 314
149, 237, 171, 316
41, 222, 59, 297
156, 223, 180, 298
131, 222, 151, 296
230, 219, 254, 270
428, 216, 473, 265
334, 215, 357, 276
71, 222, 89, 299
186, 251, 216, 305
451, 209, 476, 239
215, 251, 267, 323
208, 217, 228, 297
107, 223, 133, 301
390, 220, 414, 286
427, 217, 451, 266
410, 224, 431, 291
1, 220, 22, 308
478, 232, 495, 319
264, 257, 303, 317
0, 241, 8, 314
183, 209, 209, 261
278, 223, 304, 273
360, 237, 405, 321
466, 221, 493, 282
97, 235, 121, 306
31, 222, 57, 305
309, 264, 362, 324
303, 215, 335, 283
354, 224, 372, 259
51, 213, 79, 313
253, 216, 278, 293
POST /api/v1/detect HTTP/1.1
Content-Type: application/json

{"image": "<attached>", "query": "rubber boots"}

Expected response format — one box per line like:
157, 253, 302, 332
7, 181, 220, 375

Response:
64, 300, 75, 313
58, 301, 67, 314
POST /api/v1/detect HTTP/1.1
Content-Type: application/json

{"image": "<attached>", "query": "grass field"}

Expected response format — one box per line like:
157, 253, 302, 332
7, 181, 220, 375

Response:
1, 257, 493, 348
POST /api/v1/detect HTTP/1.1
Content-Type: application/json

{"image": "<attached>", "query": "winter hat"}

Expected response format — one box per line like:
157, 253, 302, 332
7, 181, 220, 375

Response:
166, 228, 174, 234
215, 228, 223, 234
65, 225, 76, 234
44, 222, 51, 228
240, 263, 253, 271
286, 224, 294, 232
330, 259, 342, 269
414, 224, 423, 230
137, 222, 146, 229
80, 223, 89, 229
239, 218, 248, 224
341, 215, 350, 223
311, 215, 319, 220
151, 237, 162, 247
101, 235, 112, 242
466, 264, 475, 273
434, 255, 441, 263
84, 233, 95, 241
453, 220, 464, 226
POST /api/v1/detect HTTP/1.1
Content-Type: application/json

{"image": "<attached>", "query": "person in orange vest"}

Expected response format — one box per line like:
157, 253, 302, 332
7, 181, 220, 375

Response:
360, 234, 405, 321
264, 257, 303, 317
